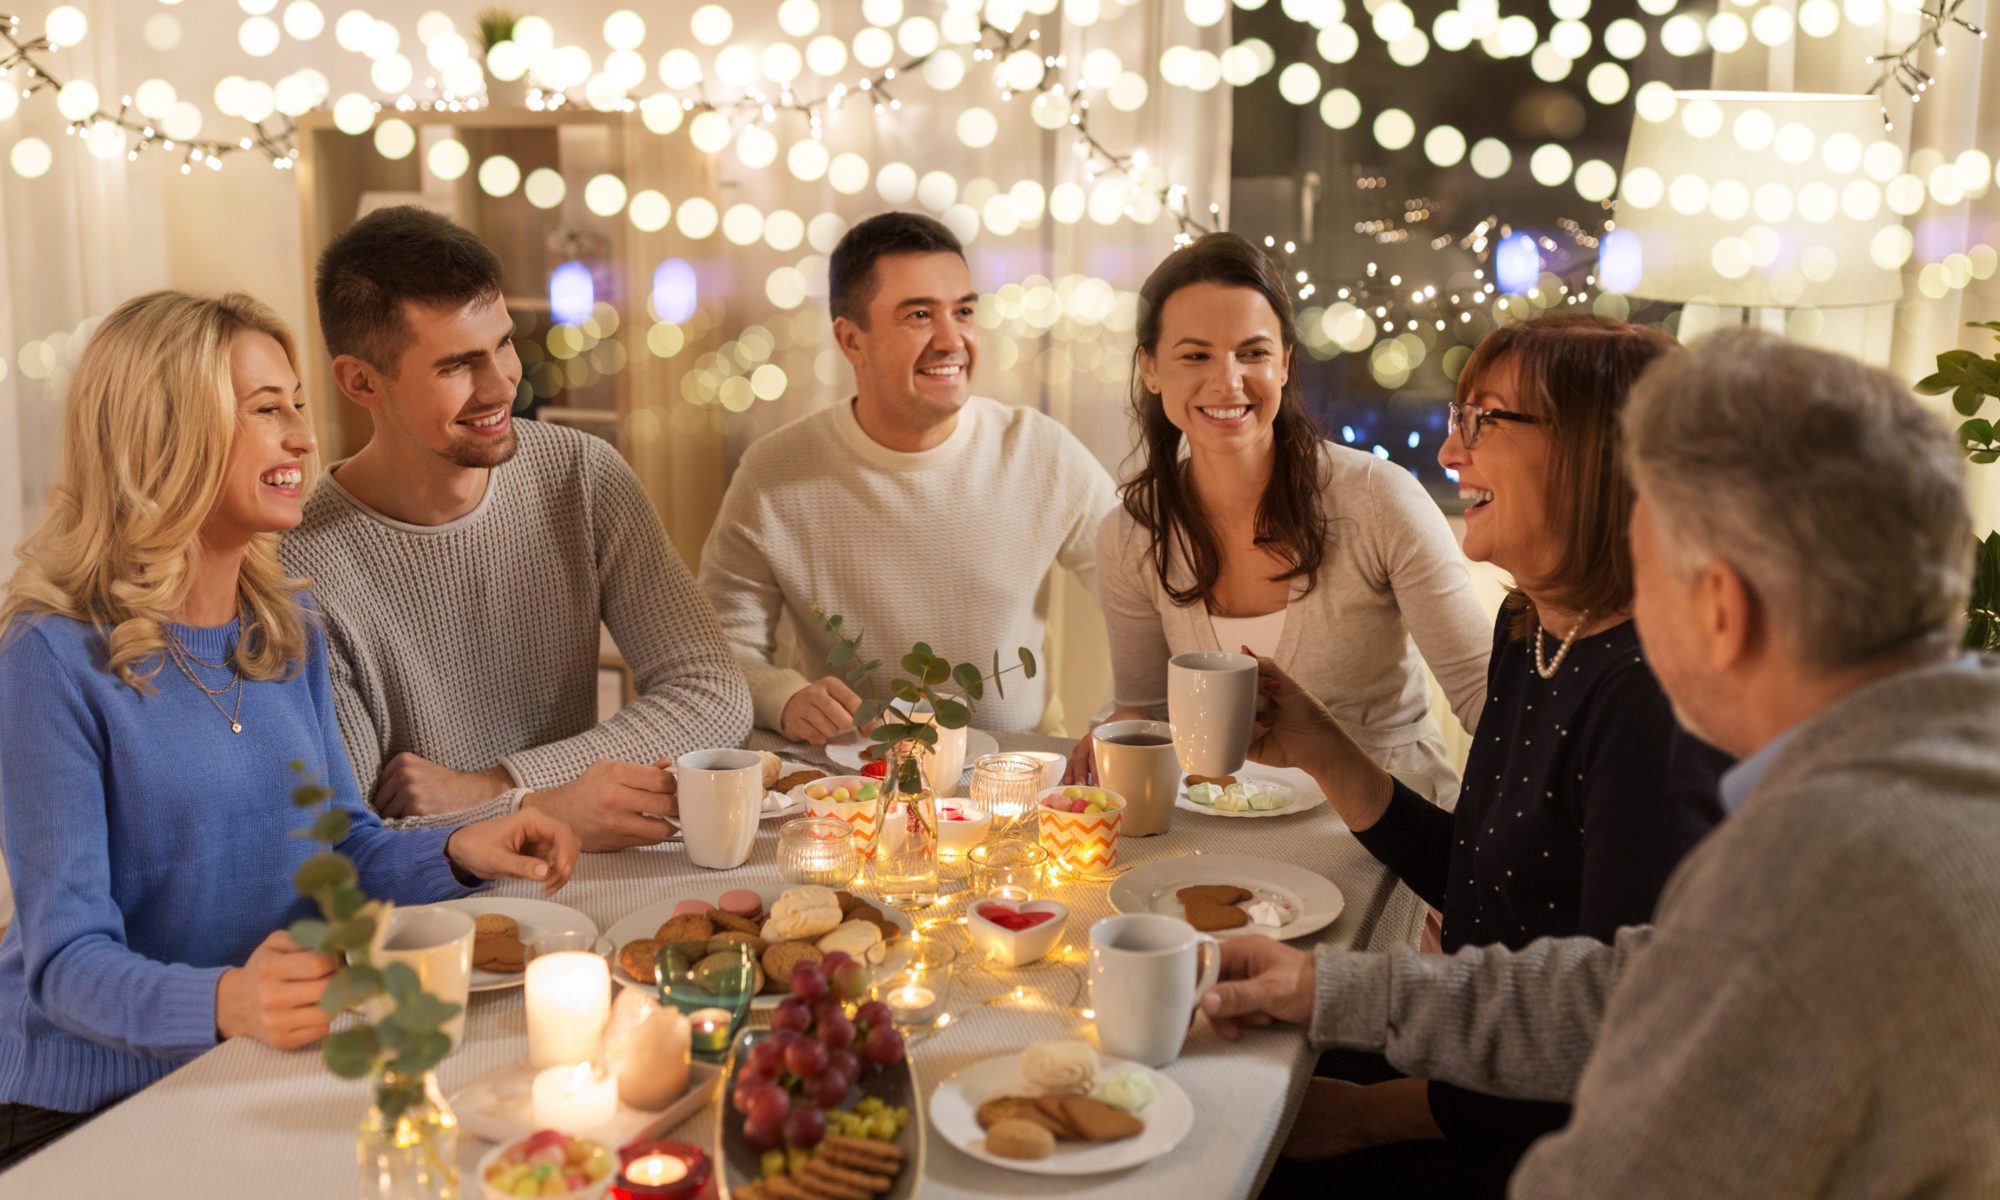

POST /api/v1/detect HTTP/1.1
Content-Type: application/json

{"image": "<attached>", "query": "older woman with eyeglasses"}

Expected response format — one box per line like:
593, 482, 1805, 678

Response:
1253, 314, 1729, 1199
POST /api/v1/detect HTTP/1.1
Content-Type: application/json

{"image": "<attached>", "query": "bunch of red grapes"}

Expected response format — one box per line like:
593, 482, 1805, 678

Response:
729, 951, 908, 1153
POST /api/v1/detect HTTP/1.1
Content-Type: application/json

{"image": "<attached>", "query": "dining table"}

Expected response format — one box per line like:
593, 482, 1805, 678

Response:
5, 732, 1427, 1199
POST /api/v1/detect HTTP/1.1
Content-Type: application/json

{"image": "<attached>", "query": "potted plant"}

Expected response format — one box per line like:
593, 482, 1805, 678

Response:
1916, 319, 2000, 650
285, 765, 463, 1200
475, 8, 528, 107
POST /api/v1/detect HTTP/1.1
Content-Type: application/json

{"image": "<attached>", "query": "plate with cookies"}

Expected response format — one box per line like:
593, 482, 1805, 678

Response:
604, 885, 913, 1009
928, 1040, 1193, 1175
436, 897, 599, 991
1107, 854, 1345, 942
1174, 763, 1325, 819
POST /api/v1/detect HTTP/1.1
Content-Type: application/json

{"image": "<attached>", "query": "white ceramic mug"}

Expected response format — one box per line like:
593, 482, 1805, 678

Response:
1087, 913, 1221, 1067
676, 748, 764, 869
369, 905, 475, 1048
1092, 719, 1182, 837
1168, 651, 1259, 777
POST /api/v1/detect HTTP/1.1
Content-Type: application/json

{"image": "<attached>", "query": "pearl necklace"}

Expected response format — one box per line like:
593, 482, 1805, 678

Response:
1533, 611, 1592, 680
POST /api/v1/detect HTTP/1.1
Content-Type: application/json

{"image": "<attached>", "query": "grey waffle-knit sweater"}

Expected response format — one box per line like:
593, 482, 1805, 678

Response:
279, 420, 753, 829
1306, 655, 2000, 1198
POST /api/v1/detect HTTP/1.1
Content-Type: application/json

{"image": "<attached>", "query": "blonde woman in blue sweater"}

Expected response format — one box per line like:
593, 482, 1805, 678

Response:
0, 291, 579, 1168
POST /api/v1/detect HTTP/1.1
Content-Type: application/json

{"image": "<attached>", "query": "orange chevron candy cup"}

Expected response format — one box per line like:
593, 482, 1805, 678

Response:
1037, 787, 1126, 871
799, 776, 881, 857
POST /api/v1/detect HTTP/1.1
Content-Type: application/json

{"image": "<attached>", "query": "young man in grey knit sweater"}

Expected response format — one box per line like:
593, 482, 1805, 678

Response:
1215, 331, 2000, 1197
281, 208, 752, 852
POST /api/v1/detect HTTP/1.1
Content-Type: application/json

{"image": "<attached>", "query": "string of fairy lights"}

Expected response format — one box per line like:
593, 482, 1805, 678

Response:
0, 0, 1994, 398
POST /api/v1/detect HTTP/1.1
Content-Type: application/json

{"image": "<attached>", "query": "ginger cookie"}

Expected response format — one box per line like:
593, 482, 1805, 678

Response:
1176, 884, 1253, 907
472, 913, 519, 938
710, 910, 762, 937
985, 1118, 1056, 1160
1056, 1095, 1144, 1142
1185, 774, 1238, 788
654, 912, 715, 944
759, 941, 824, 993
618, 938, 665, 983
1182, 901, 1249, 933
474, 934, 525, 973
773, 769, 826, 793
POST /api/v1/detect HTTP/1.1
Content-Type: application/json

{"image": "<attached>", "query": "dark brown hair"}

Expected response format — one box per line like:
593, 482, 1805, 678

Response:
1121, 233, 1329, 609
828, 211, 964, 328
1456, 313, 1681, 639
315, 205, 505, 373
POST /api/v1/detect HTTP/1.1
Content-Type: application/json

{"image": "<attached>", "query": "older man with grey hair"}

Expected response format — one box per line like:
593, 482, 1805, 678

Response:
1209, 329, 2000, 1197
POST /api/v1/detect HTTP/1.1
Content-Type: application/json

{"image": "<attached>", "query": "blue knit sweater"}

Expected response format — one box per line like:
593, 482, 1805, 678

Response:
0, 606, 475, 1113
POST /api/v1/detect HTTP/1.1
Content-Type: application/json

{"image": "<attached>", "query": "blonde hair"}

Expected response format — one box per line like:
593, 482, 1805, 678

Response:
1, 290, 312, 690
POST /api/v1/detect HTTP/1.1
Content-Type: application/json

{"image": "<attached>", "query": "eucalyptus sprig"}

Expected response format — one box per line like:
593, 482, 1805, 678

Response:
285, 763, 460, 1122
808, 606, 1037, 791
473, 7, 522, 52
1917, 320, 2000, 652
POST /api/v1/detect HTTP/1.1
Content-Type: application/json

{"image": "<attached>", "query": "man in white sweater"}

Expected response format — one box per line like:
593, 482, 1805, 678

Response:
700, 212, 1116, 741
282, 207, 753, 852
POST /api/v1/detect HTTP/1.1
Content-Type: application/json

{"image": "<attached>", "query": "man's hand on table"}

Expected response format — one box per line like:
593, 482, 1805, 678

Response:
521, 759, 678, 852
373, 753, 512, 818
214, 931, 336, 1050
1200, 934, 1317, 1040
781, 676, 863, 744
446, 807, 582, 894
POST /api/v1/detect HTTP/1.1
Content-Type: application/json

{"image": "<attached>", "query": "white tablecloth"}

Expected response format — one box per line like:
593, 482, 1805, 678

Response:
7, 735, 1424, 1199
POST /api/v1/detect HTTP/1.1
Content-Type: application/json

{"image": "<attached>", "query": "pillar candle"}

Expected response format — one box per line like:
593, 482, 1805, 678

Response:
525, 950, 610, 1068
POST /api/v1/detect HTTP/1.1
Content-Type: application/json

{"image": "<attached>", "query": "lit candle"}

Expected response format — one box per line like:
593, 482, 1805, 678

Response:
532, 1062, 618, 1134
885, 984, 939, 1024
687, 1006, 732, 1056
624, 1154, 687, 1185
525, 950, 611, 1068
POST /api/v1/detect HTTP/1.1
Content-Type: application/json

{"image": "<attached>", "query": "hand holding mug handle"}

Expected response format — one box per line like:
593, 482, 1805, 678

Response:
1187, 932, 1222, 1028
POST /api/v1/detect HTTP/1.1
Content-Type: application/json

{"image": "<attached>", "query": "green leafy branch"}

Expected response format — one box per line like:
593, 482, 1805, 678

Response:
285, 763, 460, 1123
807, 605, 1037, 792
1916, 321, 2000, 650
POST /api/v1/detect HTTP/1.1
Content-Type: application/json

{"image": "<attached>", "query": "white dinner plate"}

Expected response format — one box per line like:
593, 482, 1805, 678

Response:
1173, 763, 1327, 820
928, 1054, 1193, 1175
602, 884, 913, 1007
435, 897, 597, 992
824, 728, 1001, 774
1107, 854, 1345, 942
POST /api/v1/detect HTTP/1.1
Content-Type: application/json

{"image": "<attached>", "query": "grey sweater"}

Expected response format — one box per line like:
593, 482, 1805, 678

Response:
280, 421, 753, 828
1309, 656, 2000, 1198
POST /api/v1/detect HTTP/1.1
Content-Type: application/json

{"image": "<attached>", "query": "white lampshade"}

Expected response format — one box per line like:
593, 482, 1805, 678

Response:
1610, 90, 1905, 308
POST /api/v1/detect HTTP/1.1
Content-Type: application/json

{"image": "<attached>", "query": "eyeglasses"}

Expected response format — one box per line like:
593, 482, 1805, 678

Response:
1446, 401, 1542, 450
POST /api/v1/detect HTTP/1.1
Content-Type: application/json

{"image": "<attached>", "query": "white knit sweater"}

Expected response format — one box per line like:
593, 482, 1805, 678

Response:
280, 420, 753, 829
698, 395, 1116, 734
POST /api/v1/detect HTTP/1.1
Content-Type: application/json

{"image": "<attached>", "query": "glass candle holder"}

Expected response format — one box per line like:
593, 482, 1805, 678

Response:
969, 753, 1044, 835
613, 1139, 710, 1200
865, 938, 957, 1029
966, 840, 1048, 901
777, 816, 862, 886
654, 940, 755, 1063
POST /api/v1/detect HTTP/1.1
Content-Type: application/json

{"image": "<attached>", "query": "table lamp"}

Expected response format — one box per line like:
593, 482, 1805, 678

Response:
1608, 90, 1906, 313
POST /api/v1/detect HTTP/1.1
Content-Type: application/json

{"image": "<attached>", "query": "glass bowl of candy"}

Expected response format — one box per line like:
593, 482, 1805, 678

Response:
478, 1129, 616, 1200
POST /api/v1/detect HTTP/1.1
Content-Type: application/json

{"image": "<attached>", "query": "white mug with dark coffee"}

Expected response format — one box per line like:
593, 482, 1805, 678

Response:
1167, 651, 1259, 777
1092, 719, 1182, 837
1088, 913, 1221, 1067
675, 748, 764, 869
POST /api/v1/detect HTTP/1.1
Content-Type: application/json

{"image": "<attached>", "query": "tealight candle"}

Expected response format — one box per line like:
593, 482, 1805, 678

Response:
626, 1155, 686, 1185
613, 1139, 710, 1200
525, 949, 611, 1068
532, 1062, 618, 1134
687, 1006, 732, 1057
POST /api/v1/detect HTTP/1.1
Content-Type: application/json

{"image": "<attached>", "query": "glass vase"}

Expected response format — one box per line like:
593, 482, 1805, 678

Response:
866, 739, 941, 911
357, 1068, 461, 1200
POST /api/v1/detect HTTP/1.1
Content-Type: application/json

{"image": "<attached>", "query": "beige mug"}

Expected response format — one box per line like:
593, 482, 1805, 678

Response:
1092, 719, 1181, 837
368, 905, 475, 1048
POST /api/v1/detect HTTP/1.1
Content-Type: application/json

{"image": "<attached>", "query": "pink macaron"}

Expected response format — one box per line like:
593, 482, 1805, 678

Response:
718, 889, 764, 918
672, 899, 714, 918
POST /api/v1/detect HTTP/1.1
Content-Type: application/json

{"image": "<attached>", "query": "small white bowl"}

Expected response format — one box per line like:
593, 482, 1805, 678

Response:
965, 897, 1069, 967
935, 801, 992, 857
477, 1132, 616, 1200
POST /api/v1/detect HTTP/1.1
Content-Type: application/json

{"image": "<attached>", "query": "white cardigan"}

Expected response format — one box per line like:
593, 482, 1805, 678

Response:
1098, 442, 1491, 802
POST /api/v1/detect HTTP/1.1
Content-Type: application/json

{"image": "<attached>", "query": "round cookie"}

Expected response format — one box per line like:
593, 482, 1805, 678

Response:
473, 913, 519, 938
718, 889, 765, 919
759, 941, 824, 993
655, 912, 715, 944
986, 1118, 1056, 1160
618, 938, 664, 983
710, 910, 762, 936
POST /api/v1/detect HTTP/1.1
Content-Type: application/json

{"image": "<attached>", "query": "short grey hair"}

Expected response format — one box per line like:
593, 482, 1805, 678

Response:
1623, 328, 1970, 671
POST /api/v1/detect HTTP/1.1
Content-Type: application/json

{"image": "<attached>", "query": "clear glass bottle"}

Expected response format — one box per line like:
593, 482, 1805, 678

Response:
866, 739, 940, 910
356, 1068, 461, 1200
